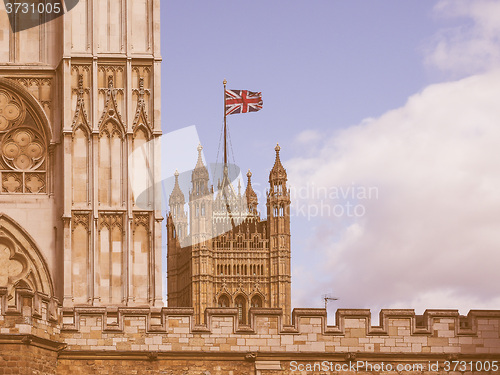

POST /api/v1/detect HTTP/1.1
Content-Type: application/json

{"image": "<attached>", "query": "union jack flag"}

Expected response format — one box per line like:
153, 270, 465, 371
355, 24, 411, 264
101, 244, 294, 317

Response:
225, 89, 263, 116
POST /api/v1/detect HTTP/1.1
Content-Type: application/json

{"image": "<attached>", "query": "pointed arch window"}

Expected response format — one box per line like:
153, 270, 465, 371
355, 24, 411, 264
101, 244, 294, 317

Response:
218, 294, 229, 307
251, 295, 262, 308
234, 295, 247, 324
0, 87, 48, 194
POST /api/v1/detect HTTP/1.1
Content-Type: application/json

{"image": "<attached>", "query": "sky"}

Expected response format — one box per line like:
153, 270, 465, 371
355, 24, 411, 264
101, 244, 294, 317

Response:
160, 0, 500, 320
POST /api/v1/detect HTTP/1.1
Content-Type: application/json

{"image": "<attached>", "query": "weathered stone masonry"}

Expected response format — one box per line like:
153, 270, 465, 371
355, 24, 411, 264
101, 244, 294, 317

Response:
1, 288, 500, 374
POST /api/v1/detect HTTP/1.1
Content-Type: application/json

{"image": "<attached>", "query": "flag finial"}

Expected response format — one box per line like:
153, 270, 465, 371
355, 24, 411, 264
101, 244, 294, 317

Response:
223, 79, 227, 85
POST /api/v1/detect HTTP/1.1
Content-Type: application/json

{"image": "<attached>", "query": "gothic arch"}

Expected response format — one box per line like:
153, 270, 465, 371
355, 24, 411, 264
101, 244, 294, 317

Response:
0, 214, 54, 300
217, 294, 230, 308
234, 294, 247, 324
133, 123, 151, 140
0, 77, 52, 141
0, 78, 51, 194
99, 118, 124, 138
250, 293, 264, 308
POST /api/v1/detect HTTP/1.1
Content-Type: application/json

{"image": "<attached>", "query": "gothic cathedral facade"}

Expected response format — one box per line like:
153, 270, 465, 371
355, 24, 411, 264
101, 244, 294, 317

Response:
0, 0, 163, 309
166, 144, 292, 324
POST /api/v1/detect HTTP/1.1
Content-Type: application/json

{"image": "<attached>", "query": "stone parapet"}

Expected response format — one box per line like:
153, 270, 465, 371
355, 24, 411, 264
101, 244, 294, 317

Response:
56, 306, 500, 355
0, 287, 62, 347
2, 291, 500, 374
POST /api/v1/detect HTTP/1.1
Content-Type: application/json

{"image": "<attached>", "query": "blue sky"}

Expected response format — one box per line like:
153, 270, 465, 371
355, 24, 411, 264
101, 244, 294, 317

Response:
160, 0, 500, 319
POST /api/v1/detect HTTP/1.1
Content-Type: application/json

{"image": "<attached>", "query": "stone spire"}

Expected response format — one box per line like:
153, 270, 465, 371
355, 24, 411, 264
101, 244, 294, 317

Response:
245, 169, 258, 213
169, 169, 185, 208
192, 143, 209, 183
269, 143, 287, 182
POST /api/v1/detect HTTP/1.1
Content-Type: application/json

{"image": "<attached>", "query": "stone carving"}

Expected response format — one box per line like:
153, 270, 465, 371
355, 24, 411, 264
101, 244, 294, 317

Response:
1, 128, 45, 171
99, 213, 123, 231
2, 172, 22, 193
0, 85, 47, 194
71, 74, 90, 131
8, 78, 52, 117
72, 212, 90, 232
97, 76, 125, 135
0, 214, 54, 301
132, 77, 151, 133
133, 212, 150, 231
25, 173, 45, 193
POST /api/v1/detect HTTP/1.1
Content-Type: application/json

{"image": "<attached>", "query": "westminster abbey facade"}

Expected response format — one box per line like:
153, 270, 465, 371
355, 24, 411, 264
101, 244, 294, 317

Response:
167, 144, 292, 324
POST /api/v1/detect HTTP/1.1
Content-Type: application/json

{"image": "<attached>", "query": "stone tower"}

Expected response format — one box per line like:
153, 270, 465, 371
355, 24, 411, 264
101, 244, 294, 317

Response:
0, 0, 163, 308
267, 144, 292, 318
167, 144, 292, 324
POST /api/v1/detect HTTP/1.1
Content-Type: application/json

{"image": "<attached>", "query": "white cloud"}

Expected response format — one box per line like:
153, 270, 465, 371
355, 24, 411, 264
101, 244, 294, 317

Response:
425, 0, 500, 76
294, 129, 321, 145
288, 70, 500, 315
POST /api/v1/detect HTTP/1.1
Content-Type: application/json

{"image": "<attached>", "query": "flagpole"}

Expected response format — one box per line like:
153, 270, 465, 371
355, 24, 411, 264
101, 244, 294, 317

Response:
223, 78, 227, 167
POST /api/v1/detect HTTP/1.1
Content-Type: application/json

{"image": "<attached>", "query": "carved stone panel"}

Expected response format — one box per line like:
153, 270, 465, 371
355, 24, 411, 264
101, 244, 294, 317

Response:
0, 86, 47, 194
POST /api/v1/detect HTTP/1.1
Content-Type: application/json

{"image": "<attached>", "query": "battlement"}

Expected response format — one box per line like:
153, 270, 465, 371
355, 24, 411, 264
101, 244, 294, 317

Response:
0, 287, 62, 350
2, 288, 500, 374
2, 288, 499, 356
55, 305, 500, 356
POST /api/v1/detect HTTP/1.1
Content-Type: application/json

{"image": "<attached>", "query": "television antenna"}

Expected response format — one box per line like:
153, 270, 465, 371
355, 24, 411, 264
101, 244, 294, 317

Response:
322, 294, 338, 309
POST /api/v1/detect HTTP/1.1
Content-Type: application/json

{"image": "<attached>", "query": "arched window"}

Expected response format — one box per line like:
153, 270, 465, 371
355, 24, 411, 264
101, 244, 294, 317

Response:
234, 295, 247, 324
0, 86, 48, 194
218, 294, 229, 307
251, 295, 262, 308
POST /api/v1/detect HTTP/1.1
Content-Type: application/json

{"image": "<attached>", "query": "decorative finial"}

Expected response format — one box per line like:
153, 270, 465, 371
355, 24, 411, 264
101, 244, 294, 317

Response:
108, 75, 114, 88
174, 169, 179, 177
247, 169, 252, 179
275, 143, 280, 153
223, 79, 227, 85
197, 143, 203, 153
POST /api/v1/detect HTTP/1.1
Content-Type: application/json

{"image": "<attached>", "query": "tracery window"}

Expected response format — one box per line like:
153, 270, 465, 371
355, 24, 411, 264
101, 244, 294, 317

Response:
218, 294, 229, 307
0, 89, 47, 194
251, 295, 262, 308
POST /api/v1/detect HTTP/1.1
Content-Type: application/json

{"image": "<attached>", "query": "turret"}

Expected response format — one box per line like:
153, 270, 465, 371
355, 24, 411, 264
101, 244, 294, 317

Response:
266, 143, 291, 323
188, 144, 214, 323
167, 169, 188, 307
189, 144, 213, 245
169, 169, 188, 242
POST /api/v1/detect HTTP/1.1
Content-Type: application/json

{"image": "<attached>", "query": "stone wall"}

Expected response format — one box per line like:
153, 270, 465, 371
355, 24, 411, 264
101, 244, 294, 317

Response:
59, 307, 500, 355
1, 288, 500, 374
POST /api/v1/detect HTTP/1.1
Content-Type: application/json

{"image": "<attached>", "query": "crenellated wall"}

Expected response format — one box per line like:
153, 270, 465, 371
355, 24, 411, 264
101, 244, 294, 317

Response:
57, 307, 500, 355
1, 288, 499, 374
